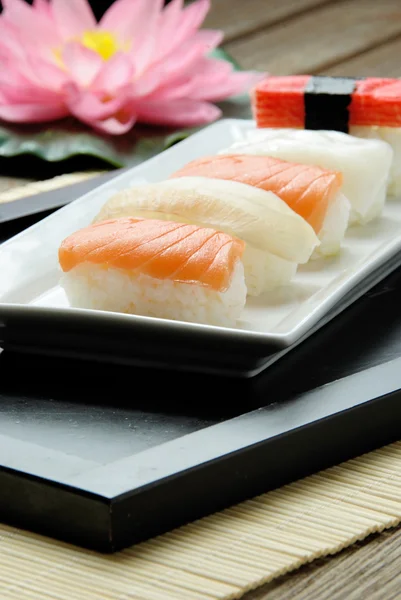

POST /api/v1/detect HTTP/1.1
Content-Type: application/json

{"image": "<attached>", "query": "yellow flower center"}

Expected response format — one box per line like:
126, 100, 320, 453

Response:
53, 30, 126, 68
81, 30, 118, 61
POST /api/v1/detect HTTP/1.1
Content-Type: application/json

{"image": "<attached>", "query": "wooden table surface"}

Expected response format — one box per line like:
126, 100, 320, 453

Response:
2, 1, 401, 598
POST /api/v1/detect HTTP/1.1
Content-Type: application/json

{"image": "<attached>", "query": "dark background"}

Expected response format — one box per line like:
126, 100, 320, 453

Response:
87, 0, 174, 20
0, 0, 173, 20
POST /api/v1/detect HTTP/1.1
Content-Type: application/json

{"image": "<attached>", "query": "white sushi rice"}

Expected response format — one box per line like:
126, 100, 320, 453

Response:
243, 245, 297, 295
60, 261, 247, 328
313, 192, 351, 259
350, 125, 401, 197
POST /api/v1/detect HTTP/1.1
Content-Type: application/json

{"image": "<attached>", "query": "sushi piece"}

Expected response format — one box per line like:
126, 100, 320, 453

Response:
349, 126, 401, 198
252, 75, 401, 195
93, 177, 320, 296
170, 154, 350, 257
222, 128, 393, 225
58, 217, 247, 328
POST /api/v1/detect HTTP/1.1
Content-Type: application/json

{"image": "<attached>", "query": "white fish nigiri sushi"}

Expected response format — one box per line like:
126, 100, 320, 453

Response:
350, 126, 401, 197
93, 177, 320, 296
223, 128, 393, 225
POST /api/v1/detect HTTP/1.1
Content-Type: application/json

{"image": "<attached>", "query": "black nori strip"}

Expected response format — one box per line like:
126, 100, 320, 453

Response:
304, 76, 357, 133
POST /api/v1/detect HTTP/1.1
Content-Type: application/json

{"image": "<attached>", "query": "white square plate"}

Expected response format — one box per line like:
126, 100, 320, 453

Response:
1, 119, 401, 377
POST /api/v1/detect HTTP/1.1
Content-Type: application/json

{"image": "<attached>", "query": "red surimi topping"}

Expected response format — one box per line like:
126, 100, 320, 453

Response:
252, 76, 401, 129
350, 78, 401, 127
252, 75, 310, 128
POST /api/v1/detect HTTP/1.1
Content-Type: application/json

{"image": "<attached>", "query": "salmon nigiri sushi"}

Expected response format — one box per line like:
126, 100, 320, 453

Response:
58, 217, 247, 327
170, 154, 350, 257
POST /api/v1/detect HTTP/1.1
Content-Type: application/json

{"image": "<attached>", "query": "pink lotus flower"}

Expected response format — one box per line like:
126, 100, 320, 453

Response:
0, 0, 262, 134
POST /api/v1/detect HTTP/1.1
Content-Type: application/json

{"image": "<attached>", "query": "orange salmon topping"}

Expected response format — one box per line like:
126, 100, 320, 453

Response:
59, 217, 245, 292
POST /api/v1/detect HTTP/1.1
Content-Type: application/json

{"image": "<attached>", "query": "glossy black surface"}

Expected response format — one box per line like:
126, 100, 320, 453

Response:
0, 353, 230, 463
2, 207, 401, 552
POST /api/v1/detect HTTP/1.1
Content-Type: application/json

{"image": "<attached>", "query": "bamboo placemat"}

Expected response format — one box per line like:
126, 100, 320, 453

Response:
2, 174, 401, 600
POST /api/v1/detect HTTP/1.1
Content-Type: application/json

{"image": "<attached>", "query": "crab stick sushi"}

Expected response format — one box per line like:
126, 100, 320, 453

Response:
170, 154, 350, 257
93, 177, 320, 296
222, 128, 393, 225
252, 75, 401, 195
58, 217, 247, 327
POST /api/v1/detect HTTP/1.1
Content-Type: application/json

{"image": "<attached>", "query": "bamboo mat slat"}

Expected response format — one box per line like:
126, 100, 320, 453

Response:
2, 176, 401, 600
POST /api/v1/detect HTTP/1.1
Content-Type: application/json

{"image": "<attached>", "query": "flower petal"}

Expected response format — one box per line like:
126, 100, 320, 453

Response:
92, 52, 134, 93
25, 55, 70, 91
65, 84, 127, 121
1, 0, 60, 48
134, 98, 221, 127
100, 0, 163, 43
0, 75, 63, 104
61, 42, 103, 87
130, 64, 165, 98
132, 30, 224, 98
33, 0, 52, 16
0, 20, 26, 61
0, 66, 32, 91
129, 30, 157, 76
159, 0, 211, 59
0, 31, 67, 91
192, 71, 265, 101
0, 101, 68, 123
51, 0, 96, 39
163, 29, 223, 77
90, 114, 136, 135
156, 0, 184, 55
164, 57, 265, 102
65, 84, 135, 134
104, 0, 164, 75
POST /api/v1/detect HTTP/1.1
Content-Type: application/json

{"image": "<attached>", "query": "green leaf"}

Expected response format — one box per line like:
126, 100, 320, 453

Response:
0, 47, 252, 171
209, 46, 242, 71
0, 120, 181, 169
